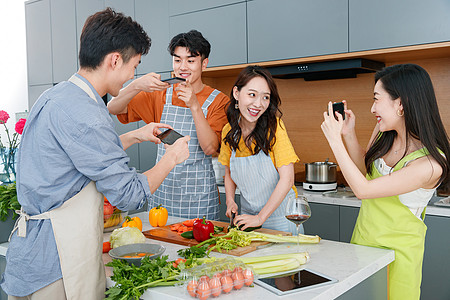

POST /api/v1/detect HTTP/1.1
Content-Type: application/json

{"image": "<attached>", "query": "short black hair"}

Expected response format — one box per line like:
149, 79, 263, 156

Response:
168, 30, 211, 59
79, 7, 150, 69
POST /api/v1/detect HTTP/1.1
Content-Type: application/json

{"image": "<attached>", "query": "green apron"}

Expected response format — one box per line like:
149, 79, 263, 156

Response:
351, 148, 431, 300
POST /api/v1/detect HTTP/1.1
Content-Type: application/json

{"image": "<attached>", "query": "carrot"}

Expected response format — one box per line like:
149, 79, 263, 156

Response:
137, 253, 146, 257
170, 223, 182, 231
182, 219, 194, 227
182, 218, 200, 227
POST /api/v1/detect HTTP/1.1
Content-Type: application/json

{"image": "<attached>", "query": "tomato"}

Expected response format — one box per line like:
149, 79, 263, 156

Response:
102, 241, 111, 253
103, 201, 114, 220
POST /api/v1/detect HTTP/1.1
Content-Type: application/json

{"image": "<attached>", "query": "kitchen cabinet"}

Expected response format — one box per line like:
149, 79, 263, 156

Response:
25, 0, 53, 86
104, 0, 134, 19
75, 0, 105, 56
135, 0, 171, 74
218, 192, 241, 222
339, 206, 359, 243
168, 0, 244, 16
0, 255, 6, 300
169, 2, 247, 68
247, 0, 348, 63
422, 215, 450, 300
349, 0, 450, 51
28, 84, 53, 108
50, 0, 78, 84
304, 202, 340, 241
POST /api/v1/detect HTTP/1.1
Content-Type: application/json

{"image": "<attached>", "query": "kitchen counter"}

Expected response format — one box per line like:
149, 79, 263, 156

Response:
103, 212, 394, 300
218, 185, 450, 218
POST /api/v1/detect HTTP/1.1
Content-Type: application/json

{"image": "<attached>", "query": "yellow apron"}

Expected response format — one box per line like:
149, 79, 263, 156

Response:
351, 149, 430, 300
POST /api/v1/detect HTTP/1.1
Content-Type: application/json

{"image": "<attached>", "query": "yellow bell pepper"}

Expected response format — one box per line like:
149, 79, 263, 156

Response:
122, 216, 143, 231
149, 204, 168, 227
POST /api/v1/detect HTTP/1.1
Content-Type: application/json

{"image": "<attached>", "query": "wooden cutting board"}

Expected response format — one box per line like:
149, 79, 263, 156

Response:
143, 221, 291, 256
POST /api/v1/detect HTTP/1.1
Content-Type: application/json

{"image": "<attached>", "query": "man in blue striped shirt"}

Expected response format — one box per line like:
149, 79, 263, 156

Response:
0, 8, 190, 299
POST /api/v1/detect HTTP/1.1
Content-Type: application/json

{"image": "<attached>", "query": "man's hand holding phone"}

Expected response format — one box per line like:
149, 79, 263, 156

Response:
165, 135, 191, 165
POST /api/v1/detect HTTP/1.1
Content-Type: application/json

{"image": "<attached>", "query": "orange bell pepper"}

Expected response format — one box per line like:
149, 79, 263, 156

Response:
122, 216, 143, 231
149, 204, 168, 227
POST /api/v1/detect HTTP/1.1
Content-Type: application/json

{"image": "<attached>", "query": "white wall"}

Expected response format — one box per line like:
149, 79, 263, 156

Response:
0, 0, 28, 141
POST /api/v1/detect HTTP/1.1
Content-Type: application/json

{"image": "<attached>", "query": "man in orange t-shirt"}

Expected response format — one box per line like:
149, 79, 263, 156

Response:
108, 30, 229, 220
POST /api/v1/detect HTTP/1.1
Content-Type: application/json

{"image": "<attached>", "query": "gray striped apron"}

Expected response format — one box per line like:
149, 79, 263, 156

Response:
150, 86, 220, 220
230, 150, 301, 234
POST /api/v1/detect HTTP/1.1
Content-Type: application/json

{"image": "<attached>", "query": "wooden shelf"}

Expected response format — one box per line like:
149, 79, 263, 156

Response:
203, 41, 450, 78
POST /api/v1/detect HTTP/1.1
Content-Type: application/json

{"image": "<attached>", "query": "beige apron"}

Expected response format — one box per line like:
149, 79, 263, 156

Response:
11, 75, 106, 299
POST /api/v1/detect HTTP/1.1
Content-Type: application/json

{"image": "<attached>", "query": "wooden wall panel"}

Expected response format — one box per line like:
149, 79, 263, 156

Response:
204, 57, 450, 182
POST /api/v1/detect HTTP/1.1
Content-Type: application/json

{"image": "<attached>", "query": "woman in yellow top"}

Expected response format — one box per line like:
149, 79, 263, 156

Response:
218, 65, 299, 234
321, 64, 450, 300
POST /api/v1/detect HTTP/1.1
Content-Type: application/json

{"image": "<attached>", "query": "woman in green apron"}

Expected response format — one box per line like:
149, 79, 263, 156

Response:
321, 64, 450, 300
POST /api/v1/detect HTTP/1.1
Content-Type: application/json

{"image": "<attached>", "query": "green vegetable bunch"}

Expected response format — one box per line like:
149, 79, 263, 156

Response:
0, 183, 20, 221
105, 255, 182, 300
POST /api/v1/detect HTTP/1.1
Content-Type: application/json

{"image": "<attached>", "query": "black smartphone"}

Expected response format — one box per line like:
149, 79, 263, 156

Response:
156, 129, 184, 145
332, 102, 345, 120
161, 77, 186, 85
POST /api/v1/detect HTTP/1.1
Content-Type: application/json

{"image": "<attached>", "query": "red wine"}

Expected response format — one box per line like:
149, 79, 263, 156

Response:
286, 214, 310, 225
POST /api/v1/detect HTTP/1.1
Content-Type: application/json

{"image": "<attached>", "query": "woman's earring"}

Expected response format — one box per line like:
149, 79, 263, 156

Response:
235, 101, 239, 109
397, 109, 404, 117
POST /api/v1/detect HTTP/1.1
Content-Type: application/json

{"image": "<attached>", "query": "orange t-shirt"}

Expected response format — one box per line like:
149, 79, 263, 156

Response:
117, 84, 230, 142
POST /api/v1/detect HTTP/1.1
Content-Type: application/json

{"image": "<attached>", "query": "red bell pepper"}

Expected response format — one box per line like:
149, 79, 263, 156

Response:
193, 216, 214, 242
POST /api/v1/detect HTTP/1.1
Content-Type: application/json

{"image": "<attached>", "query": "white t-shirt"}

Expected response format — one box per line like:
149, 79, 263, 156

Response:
374, 158, 435, 219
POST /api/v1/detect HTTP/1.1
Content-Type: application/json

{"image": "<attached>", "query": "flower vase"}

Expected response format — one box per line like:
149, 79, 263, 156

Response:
0, 148, 16, 184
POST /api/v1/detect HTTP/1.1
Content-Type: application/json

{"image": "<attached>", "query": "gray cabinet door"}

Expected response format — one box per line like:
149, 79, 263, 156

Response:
303, 203, 340, 241
168, 0, 244, 16
169, 2, 247, 67
339, 206, 359, 243
50, 0, 78, 84
349, 0, 450, 51
25, 0, 53, 86
218, 192, 241, 222
137, 121, 158, 173
28, 84, 53, 109
247, 0, 348, 63
135, 0, 172, 74
105, 0, 134, 18
422, 215, 450, 300
75, 0, 105, 56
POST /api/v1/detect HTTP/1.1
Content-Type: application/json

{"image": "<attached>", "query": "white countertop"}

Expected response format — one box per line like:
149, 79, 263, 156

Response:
103, 212, 394, 300
218, 185, 450, 218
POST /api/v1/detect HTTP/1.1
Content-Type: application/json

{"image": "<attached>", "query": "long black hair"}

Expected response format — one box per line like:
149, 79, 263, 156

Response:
224, 65, 282, 155
365, 64, 450, 187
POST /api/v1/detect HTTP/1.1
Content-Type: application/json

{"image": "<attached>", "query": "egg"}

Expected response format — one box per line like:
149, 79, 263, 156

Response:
209, 277, 222, 297
212, 272, 222, 280
220, 275, 233, 293
221, 269, 231, 277
186, 280, 198, 297
196, 281, 211, 300
233, 266, 243, 274
199, 275, 210, 282
243, 268, 254, 286
231, 271, 244, 290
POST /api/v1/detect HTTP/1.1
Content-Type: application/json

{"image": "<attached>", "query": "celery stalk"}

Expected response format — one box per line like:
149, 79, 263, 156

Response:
234, 252, 310, 265
248, 258, 302, 275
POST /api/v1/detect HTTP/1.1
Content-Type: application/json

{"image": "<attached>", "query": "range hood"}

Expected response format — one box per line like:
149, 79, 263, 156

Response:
267, 58, 385, 81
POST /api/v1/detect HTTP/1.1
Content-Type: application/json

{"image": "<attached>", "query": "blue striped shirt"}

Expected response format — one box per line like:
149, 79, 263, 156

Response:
0, 74, 151, 296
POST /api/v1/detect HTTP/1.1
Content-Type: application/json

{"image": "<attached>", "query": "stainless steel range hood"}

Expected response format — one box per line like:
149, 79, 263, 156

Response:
267, 58, 385, 81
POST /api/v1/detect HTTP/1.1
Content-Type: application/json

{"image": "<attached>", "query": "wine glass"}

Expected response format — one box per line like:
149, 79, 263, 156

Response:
285, 196, 311, 252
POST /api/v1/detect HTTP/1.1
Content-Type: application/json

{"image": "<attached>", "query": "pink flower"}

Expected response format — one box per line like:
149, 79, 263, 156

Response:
15, 118, 26, 135
0, 110, 10, 124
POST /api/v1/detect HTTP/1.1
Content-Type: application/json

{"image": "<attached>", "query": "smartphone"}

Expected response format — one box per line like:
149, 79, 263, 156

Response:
332, 102, 345, 120
161, 77, 186, 85
156, 129, 184, 145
